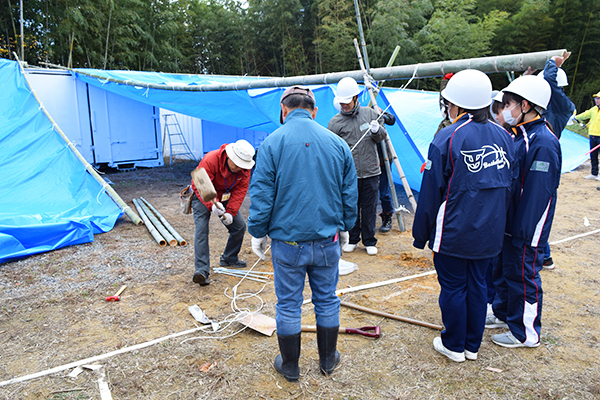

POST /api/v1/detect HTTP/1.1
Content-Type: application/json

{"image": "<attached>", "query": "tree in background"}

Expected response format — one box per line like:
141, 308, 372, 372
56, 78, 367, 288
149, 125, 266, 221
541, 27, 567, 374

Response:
314, 0, 357, 73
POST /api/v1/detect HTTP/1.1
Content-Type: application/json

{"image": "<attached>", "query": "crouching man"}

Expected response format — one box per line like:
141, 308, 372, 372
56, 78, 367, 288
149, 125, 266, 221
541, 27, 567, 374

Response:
248, 86, 357, 381
190, 139, 255, 286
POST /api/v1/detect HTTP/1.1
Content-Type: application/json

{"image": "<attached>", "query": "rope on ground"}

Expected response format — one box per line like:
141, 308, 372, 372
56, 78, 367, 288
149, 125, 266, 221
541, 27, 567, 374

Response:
181, 247, 273, 344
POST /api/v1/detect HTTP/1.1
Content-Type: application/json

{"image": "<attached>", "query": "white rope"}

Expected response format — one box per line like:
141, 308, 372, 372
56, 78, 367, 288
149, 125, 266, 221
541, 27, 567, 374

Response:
350, 103, 393, 152
549, 228, 600, 245
181, 246, 274, 343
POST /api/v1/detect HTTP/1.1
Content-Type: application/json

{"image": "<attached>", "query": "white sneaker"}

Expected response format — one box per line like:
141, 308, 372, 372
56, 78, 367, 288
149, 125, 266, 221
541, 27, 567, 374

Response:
597, 176, 600, 181
485, 315, 508, 329
584, 174, 598, 180
366, 246, 378, 255
433, 337, 465, 362
465, 350, 478, 360
342, 243, 357, 253
491, 331, 540, 348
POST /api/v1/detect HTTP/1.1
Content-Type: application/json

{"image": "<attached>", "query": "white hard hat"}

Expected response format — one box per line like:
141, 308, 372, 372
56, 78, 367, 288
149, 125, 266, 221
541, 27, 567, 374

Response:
538, 68, 568, 87
502, 75, 551, 110
441, 69, 492, 109
334, 77, 361, 106
225, 139, 255, 169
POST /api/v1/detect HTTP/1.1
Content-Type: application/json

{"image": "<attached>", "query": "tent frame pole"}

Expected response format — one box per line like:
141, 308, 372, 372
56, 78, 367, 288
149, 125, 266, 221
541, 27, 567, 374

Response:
13, 52, 142, 225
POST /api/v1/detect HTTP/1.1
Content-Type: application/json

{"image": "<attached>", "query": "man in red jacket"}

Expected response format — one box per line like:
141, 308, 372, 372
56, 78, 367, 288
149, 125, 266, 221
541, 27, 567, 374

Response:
190, 139, 255, 286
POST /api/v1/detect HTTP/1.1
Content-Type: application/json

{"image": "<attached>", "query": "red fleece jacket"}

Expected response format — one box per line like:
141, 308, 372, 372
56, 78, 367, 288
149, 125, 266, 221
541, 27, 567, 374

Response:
190, 144, 250, 217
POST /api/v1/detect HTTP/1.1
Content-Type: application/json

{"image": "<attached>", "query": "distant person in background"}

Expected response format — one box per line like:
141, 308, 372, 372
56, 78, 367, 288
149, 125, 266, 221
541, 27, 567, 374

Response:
190, 140, 255, 286
375, 109, 396, 233
575, 91, 600, 181
329, 77, 388, 256
435, 73, 455, 135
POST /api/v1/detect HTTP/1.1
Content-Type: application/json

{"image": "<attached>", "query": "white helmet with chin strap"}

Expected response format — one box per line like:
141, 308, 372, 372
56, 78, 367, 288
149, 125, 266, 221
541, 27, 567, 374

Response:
502, 75, 551, 110
441, 69, 492, 110
334, 77, 361, 111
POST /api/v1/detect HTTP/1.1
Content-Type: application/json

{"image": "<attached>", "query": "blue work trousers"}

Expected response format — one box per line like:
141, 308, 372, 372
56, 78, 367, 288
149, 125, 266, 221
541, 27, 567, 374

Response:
493, 236, 543, 346
271, 237, 341, 336
434, 253, 490, 354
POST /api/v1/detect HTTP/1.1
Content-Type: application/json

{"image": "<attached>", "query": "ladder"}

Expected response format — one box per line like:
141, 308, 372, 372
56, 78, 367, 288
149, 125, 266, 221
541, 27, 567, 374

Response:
162, 114, 198, 165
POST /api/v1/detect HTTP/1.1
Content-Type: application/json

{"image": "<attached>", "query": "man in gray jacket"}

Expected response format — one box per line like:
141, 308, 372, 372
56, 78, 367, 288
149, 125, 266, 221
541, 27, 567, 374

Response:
328, 77, 387, 255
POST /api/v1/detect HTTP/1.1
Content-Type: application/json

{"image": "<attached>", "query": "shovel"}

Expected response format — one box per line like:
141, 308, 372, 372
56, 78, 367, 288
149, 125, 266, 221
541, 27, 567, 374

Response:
240, 313, 380, 338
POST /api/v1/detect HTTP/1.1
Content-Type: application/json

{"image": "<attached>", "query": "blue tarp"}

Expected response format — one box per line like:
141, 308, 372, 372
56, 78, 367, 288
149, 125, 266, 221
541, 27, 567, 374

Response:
0, 60, 590, 263
0, 59, 123, 264
75, 68, 589, 190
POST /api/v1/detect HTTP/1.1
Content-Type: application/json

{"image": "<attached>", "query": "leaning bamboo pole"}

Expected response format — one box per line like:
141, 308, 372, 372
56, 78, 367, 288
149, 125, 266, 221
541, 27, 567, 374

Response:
140, 197, 187, 246
70, 50, 567, 92
137, 199, 177, 246
13, 53, 142, 225
133, 199, 166, 247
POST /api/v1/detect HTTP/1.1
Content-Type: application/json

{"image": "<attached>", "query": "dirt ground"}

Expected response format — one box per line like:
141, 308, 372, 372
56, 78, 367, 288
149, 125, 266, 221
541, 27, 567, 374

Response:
1, 158, 600, 400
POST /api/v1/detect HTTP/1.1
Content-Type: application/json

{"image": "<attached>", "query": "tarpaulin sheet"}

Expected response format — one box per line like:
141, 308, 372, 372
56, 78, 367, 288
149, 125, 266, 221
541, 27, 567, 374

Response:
74, 68, 589, 191
0, 59, 123, 264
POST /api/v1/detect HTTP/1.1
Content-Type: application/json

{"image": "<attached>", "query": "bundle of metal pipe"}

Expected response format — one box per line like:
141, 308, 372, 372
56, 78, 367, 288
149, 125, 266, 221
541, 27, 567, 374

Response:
133, 198, 187, 247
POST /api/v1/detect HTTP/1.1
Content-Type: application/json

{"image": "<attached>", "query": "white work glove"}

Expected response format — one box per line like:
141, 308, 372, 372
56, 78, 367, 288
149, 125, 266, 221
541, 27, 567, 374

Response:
370, 120, 380, 133
251, 236, 268, 260
221, 212, 233, 226
211, 202, 225, 217
339, 231, 349, 249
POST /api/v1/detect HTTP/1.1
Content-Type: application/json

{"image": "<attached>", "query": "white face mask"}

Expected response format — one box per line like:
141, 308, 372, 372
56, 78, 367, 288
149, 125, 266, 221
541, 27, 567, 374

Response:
502, 104, 520, 126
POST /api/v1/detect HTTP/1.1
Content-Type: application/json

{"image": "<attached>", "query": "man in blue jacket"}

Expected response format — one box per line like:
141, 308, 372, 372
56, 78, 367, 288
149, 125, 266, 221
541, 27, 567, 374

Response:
413, 70, 515, 362
487, 76, 561, 349
248, 86, 357, 381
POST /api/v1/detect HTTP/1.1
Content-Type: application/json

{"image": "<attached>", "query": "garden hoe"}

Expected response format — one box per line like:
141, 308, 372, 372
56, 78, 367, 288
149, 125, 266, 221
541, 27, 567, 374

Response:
241, 313, 380, 338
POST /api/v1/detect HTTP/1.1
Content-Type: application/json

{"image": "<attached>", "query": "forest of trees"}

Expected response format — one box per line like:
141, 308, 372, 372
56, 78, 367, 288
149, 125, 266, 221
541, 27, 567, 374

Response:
1, 0, 599, 111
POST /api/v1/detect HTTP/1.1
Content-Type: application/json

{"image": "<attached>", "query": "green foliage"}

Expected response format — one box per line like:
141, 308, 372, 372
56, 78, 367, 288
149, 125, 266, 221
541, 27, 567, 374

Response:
417, 0, 508, 61
0, 0, 597, 107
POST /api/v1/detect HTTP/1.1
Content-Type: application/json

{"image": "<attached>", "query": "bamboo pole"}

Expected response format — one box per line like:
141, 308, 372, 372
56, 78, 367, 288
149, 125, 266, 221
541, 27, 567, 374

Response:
137, 199, 177, 246
340, 301, 443, 331
133, 198, 166, 247
13, 53, 142, 225
139, 197, 187, 246
353, 39, 418, 212
69, 50, 567, 92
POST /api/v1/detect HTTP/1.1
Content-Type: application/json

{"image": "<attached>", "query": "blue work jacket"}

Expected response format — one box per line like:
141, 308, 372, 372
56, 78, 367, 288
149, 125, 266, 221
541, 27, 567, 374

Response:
248, 108, 358, 242
413, 113, 515, 259
506, 116, 562, 248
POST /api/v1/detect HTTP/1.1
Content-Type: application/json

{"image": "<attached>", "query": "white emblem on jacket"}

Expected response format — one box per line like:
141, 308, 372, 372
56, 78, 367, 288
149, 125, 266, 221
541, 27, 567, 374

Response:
460, 144, 510, 173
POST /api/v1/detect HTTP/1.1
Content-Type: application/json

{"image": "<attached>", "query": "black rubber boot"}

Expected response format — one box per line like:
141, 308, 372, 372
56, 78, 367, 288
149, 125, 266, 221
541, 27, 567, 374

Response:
317, 326, 341, 375
379, 212, 393, 233
274, 333, 301, 382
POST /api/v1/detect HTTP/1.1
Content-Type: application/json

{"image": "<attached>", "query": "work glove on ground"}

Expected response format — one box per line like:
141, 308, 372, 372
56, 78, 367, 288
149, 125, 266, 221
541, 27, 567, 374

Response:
221, 212, 233, 226
212, 202, 226, 217
251, 236, 268, 260
339, 231, 349, 249
369, 120, 380, 133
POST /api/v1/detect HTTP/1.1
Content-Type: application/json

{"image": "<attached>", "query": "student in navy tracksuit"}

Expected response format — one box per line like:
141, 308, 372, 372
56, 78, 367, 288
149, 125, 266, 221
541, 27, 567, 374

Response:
412, 70, 515, 362
488, 75, 562, 348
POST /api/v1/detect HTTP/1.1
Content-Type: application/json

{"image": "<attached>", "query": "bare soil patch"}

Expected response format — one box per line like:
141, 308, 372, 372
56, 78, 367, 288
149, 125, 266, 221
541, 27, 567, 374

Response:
1, 159, 600, 399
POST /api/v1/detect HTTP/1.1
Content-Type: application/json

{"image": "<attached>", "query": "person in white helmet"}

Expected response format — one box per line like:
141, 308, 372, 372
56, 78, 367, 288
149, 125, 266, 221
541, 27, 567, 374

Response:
535, 55, 575, 270
190, 139, 255, 286
486, 75, 561, 349
412, 69, 515, 362
328, 77, 387, 256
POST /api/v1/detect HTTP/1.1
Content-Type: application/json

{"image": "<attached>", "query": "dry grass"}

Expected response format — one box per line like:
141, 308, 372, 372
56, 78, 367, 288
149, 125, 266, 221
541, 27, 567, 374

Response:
1, 159, 600, 399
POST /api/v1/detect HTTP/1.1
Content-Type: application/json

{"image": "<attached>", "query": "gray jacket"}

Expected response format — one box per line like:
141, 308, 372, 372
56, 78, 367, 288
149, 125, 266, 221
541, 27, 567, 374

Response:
328, 105, 387, 179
